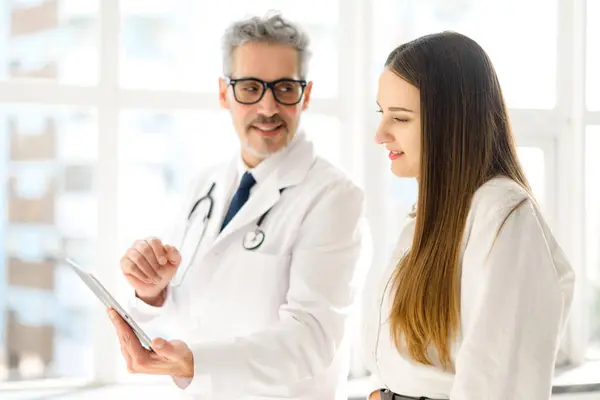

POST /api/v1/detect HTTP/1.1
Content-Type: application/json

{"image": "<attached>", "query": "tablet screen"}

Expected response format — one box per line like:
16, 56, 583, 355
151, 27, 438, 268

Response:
65, 258, 154, 351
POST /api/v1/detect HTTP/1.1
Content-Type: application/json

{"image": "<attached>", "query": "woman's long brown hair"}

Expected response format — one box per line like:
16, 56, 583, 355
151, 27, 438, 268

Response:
385, 32, 531, 370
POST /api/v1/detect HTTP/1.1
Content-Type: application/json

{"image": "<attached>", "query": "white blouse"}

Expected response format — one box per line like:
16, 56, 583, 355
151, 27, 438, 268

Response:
362, 177, 575, 400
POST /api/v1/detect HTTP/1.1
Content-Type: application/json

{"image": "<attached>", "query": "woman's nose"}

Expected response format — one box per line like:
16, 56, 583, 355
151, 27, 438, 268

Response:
375, 129, 393, 145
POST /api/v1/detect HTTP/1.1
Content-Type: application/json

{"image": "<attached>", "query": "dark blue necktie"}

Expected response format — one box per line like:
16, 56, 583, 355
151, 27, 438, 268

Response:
220, 172, 256, 232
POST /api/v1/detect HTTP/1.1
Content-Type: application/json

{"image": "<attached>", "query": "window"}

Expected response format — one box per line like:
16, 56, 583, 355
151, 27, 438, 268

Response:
119, 0, 339, 97
0, 0, 595, 393
586, 126, 600, 357
117, 109, 235, 249
0, 105, 97, 381
587, 0, 600, 111
371, 0, 558, 109
0, 0, 99, 85
517, 146, 546, 209
299, 114, 342, 166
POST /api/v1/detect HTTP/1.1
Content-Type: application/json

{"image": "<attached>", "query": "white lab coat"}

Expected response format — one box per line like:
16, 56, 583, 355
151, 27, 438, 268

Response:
362, 176, 575, 400
127, 132, 372, 399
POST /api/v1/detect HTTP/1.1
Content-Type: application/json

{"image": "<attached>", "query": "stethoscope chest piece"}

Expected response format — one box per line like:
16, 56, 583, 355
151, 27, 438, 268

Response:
243, 229, 265, 250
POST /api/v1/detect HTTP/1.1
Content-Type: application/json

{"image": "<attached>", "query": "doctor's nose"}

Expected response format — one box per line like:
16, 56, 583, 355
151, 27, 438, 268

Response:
257, 88, 280, 117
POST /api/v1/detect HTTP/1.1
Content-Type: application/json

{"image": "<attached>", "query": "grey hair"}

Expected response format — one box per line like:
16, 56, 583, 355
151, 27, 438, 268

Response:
222, 11, 311, 79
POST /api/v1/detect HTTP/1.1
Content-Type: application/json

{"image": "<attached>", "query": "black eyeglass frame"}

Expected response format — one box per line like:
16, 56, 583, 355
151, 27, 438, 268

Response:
225, 77, 308, 105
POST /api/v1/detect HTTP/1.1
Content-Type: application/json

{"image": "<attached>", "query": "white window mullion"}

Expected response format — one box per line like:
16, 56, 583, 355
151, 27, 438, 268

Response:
93, 0, 120, 384
509, 109, 561, 137
556, 0, 588, 365
0, 82, 100, 105
586, 112, 600, 125
119, 90, 220, 110
339, 0, 380, 379
516, 135, 558, 224
337, 1, 362, 179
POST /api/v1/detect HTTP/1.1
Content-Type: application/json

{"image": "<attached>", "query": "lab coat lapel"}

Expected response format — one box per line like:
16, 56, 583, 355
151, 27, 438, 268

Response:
199, 157, 240, 249
171, 159, 238, 287
212, 133, 316, 248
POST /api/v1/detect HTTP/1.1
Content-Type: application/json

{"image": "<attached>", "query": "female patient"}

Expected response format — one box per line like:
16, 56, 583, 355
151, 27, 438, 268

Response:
364, 32, 575, 400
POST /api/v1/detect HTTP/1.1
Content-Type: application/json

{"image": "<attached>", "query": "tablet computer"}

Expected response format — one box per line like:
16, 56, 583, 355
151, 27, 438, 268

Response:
65, 257, 154, 352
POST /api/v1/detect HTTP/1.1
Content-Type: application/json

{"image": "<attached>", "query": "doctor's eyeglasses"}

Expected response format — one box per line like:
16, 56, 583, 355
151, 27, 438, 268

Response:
226, 77, 307, 106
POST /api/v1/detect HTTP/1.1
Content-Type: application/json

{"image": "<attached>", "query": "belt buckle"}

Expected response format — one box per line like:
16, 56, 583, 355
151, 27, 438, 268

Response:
383, 389, 412, 400
381, 390, 394, 400
383, 390, 429, 400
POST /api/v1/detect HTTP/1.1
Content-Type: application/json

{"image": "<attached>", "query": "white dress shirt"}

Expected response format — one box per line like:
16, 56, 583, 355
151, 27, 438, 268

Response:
362, 176, 575, 400
230, 134, 300, 210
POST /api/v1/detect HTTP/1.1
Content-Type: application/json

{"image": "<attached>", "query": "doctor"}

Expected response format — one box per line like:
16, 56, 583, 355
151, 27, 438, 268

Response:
107, 11, 370, 400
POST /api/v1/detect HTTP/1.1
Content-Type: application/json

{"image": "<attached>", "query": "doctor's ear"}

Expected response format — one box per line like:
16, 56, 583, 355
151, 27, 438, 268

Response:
219, 78, 230, 109
301, 81, 313, 111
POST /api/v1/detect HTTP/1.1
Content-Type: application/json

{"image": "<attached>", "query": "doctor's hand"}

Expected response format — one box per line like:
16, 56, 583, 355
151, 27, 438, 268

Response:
107, 308, 194, 379
120, 237, 181, 306
369, 391, 382, 400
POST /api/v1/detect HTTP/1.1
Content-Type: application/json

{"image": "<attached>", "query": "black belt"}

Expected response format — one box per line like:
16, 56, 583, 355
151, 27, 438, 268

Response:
381, 389, 446, 400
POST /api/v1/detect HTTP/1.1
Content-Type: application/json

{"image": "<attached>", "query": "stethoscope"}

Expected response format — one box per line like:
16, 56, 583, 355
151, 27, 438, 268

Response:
177, 181, 282, 271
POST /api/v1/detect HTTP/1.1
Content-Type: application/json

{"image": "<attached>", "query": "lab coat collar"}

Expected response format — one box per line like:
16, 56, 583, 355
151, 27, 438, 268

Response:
234, 130, 304, 185
214, 130, 314, 243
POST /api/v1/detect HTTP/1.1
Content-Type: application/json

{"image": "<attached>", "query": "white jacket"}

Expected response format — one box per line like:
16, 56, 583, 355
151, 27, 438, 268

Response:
128, 132, 372, 399
362, 176, 575, 399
